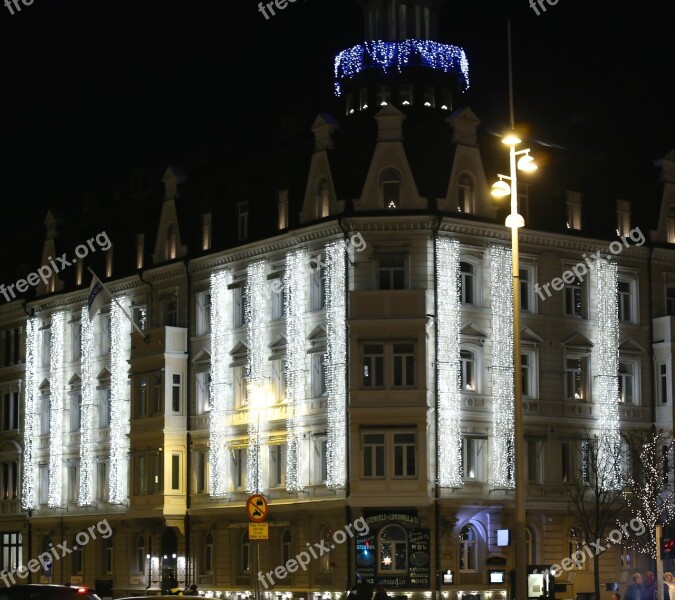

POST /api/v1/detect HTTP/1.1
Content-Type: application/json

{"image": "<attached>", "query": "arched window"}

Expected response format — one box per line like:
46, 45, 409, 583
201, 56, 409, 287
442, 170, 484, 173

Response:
378, 524, 407, 574
135, 535, 146, 574
166, 224, 177, 260
380, 168, 402, 209
525, 527, 535, 565
204, 532, 214, 573
458, 524, 478, 572
317, 180, 330, 219
458, 173, 474, 213
102, 536, 113, 575
460, 349, 476, 392
241, 531, 250, 573
667, 207, 675, 243
42, 536, 52, 576
567, 527, 584, 570
281, 529, 292, 565
319, 527, 333, 572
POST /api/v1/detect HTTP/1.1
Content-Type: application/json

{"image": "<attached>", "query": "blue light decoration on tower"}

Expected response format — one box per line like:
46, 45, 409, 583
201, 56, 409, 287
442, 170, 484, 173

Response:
334, 39, 470, 97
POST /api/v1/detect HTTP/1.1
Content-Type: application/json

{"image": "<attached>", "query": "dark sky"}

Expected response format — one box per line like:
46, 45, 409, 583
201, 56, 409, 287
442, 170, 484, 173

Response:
0, 1, 672, 270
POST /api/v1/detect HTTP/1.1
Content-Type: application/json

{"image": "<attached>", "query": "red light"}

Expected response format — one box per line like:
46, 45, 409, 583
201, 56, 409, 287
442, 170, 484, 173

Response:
77, 588, 87, 594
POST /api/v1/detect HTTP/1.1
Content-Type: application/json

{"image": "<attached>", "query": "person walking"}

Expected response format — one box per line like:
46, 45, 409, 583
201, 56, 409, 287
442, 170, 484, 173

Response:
664, 572, 675, 600
626, 573, 646, 600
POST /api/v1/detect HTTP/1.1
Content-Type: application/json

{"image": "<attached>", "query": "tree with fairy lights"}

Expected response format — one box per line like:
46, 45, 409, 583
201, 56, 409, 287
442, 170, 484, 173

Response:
566, 431, 627, 600
621, 428, 675, 560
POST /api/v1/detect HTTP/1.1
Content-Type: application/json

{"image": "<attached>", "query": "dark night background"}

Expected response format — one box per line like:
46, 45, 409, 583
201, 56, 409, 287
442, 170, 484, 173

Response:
0, 0, 672, 280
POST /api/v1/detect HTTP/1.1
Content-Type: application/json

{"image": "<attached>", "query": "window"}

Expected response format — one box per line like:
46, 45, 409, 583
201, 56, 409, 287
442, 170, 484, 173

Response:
311, 260, 327, 310
618, 278, 636, 323
312, 354, 327, 397
102, 537, 113, 575
520, 266, 535, 312
241, 531, 250, 573
525, 528, 535, 565
527, 439, 543, 483
38, 465, 48, 505
40, 395, 50, 436
460, 349, 477, 392
172, 374, 182, 413
272, 277, 286, 321
564, 275, 584, 317
668, 207, 675, 244
99, 315, 111, 355
194, 449, 207, 494
363, 430, 417, 479
233, 285, 247, 328
617, 200, 631, 236
458, 173, 474, 213
0, 532, 22, 574
133, 305, 148, 332
618, 361, 637, 404
233, 448, 246, 490
1, 392, 19, 431
171, 454, 180, 490
561, 442, 571, 482
565, 355, 589, 400
460, 261, 475, 305
166, 225, 177, 260
317, 180, 330, 218
567, 528, 585, 569
105, 248, 113, 278
461, 437, 485, 480
151, 373, 162, 415
71, 321, 81, 361
363, 433, 385, 478
40, 329, 50, 368
135, 536, 145, 573
393, 432, 416, 477
319, 527, 333, 572
135, 378, 148, 418
621, 544, 634, 570
136, 234, 145, 270
278, 190, 289, 230
0, 462, 18, 499
313, 437, 328, 484
423, 85, 434, 108
197, 291, 211, 335
237, 202, 249, 241
659, 363, 669, 404
97, 461, 109, 501
521, 351, 537, 398
399, 83, 413, 106
363, 345, 384, 388
67, 464, 80, 503
70, 393, 82, 432
566, 191, 582, 230
458, 525, 478, 572
269, 444, 286, 488
359, 87, 368, 111
161, 296, 178, 327
392, 344, 415, 387
204, 533, 214, 573
281, 530, 292, 565
196, 371, 211, 414
667, 288, 675, 316
234, 366, 247, 408
380, 169, 401, 209
378, 256, 406, 289
72, 536, 83, 574
377, 85, 391, 107
202, 213, 212, 251
379, 525, 407, 574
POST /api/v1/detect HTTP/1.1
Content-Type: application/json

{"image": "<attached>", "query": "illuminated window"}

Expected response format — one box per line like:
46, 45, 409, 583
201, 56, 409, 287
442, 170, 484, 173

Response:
458, 525, 478, 572
458, 173, 474, 213
379, 525, 408, 574
380, 168, 401, 209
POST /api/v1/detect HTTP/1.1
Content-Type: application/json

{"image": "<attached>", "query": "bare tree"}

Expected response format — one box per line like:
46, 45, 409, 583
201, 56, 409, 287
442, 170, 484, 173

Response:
566, 432, 627, 600
622, 428, 675, 559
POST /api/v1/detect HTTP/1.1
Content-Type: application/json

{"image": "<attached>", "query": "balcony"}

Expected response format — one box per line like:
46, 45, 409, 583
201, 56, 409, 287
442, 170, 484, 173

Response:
131, 326, 187, 358
349, 289, 428, 321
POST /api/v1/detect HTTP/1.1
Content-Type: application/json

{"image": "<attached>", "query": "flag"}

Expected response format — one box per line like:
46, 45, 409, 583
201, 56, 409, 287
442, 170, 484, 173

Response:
87, 274, 110, 321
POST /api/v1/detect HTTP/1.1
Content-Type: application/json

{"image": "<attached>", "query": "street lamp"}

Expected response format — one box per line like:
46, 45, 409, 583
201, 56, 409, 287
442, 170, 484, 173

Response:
491, 132, 536, 600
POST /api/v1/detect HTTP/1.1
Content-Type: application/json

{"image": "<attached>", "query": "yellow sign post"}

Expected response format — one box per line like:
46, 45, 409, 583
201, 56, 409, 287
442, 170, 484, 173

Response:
248, 522, 270, 540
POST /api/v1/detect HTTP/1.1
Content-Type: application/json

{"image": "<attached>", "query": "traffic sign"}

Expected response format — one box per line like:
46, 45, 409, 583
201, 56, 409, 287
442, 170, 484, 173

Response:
246, 494, 269, 522
249, 522, 269, 540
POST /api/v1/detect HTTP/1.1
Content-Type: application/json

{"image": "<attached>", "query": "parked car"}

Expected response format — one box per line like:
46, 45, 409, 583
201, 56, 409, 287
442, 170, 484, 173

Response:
0, 584, 102, 600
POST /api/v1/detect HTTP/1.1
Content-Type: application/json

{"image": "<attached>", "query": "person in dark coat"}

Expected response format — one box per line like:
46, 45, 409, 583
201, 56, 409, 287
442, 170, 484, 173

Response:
374, 586, 389, 600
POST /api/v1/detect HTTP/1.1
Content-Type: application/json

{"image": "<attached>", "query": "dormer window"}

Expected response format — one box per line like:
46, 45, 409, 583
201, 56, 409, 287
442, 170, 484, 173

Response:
381, 168, 401, 209
377, 85, 391, 107
458, 173, 474, 213
166, 225, 177, 260
399, 84, 413, 107
317, 180, 330, 218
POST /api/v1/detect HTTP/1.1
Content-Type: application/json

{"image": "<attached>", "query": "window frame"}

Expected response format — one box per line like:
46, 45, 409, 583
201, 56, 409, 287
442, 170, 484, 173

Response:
618, 358, 640, 404
458, 524, 479, 573
461, 436, 486, 481
377, 255, 407, 290
564, 352, 590, 401
617, 275, 638, 324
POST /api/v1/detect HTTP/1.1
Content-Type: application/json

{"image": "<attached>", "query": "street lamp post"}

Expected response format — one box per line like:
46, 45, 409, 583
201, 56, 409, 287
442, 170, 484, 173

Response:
492, 134, 537, 600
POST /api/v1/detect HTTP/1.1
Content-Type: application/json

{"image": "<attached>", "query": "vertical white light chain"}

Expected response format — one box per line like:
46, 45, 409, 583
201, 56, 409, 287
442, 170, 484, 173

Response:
48, 311, 66, 507
79, 307, 96, 505
21, 316, 40, 510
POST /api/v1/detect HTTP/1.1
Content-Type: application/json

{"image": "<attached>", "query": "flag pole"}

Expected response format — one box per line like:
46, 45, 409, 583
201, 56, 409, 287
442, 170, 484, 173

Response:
87, 268, 147, 340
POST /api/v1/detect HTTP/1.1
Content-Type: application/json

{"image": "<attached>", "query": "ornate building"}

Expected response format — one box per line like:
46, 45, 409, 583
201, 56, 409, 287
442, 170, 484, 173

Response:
0, 2, 674, 599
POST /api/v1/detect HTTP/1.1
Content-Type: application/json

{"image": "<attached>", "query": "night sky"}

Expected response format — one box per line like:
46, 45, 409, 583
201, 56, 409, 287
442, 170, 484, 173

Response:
0, 0, 672, 275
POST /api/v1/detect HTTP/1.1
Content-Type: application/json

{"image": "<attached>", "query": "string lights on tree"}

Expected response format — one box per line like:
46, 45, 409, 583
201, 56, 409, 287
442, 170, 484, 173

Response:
209, 269, 233, 498
21, 316, 40, 510
325, 240, 347, 489
489, 245, 515, 490
285, 249, 307, 493
435, 237, 463, 488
